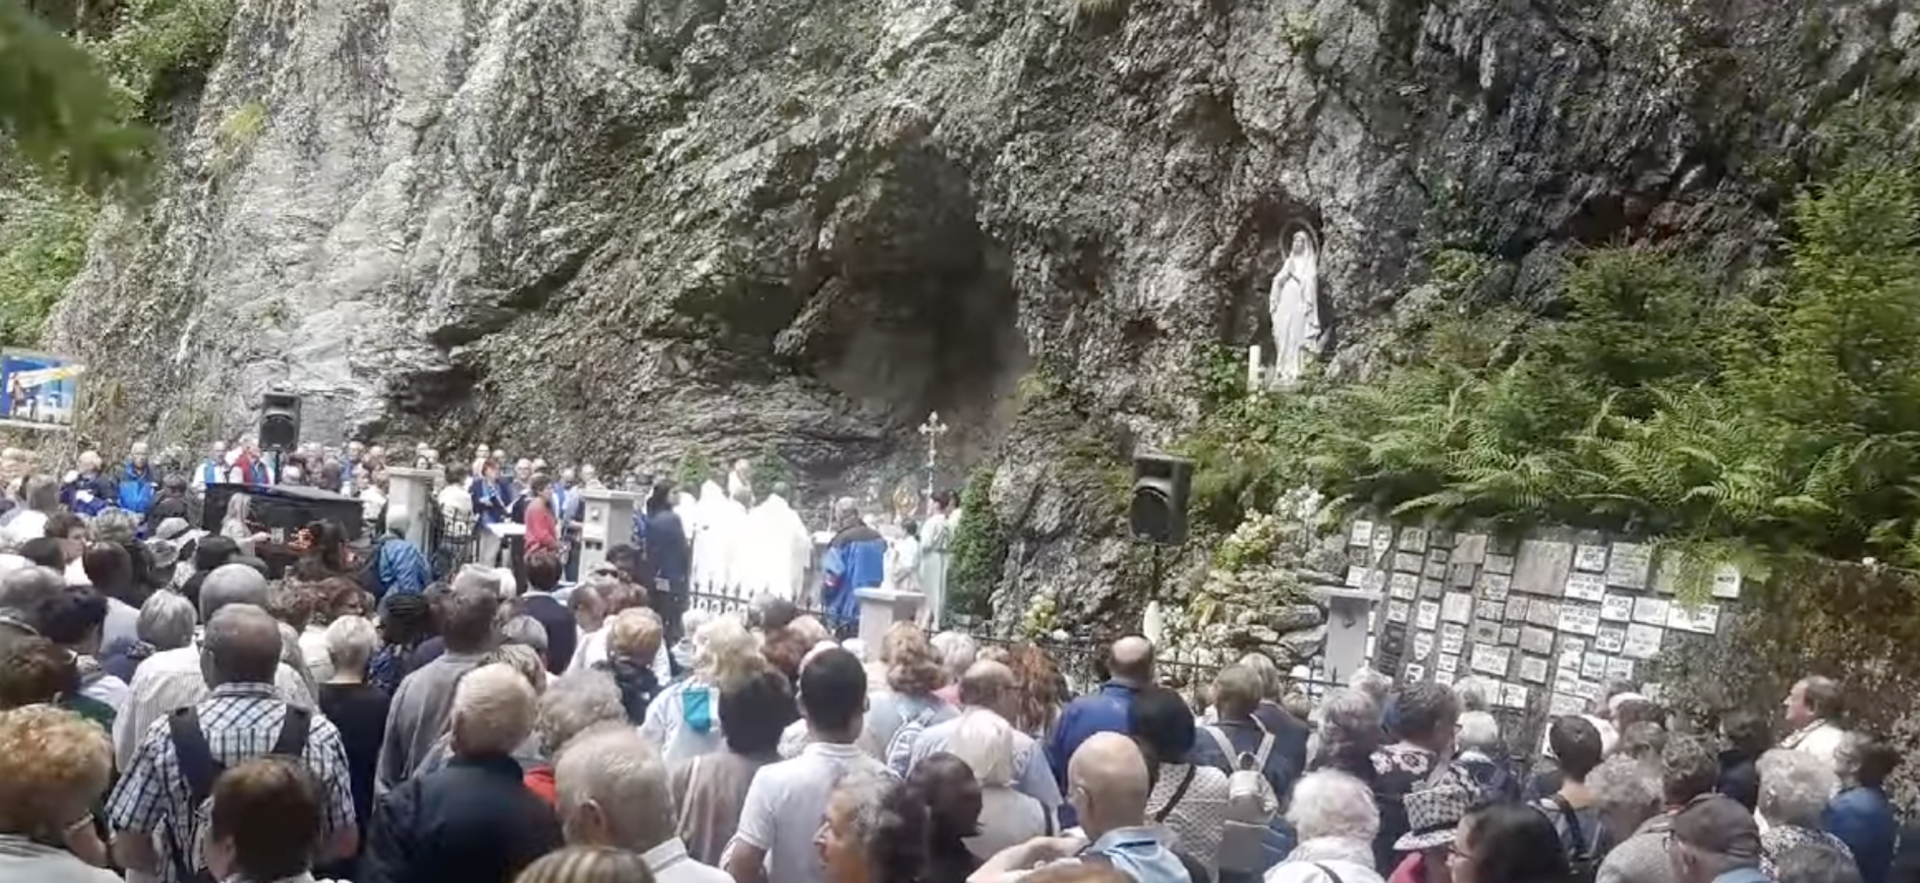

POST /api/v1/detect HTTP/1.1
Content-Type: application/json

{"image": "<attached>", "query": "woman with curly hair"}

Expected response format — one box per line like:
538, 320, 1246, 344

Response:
0, 704, 120, 881
1005, 643, 1067, 739
862, 623, 958, 759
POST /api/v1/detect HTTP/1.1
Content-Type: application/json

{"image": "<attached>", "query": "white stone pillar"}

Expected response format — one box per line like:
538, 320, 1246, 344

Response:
1313, 586, 1382, 687
383, 466, 437, 549
855, 588, 925, 659
1248, 344, 1263, 392
577, 487, 642, 579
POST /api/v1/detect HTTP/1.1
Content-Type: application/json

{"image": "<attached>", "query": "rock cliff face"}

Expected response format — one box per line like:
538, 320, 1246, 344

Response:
45, 0, 1919, 616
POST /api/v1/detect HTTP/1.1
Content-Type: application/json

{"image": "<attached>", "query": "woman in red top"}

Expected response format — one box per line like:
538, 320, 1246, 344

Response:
524, 474, 560, 555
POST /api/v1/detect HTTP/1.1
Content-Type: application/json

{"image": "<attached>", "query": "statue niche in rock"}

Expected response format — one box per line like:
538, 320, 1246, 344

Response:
1249, 229, 1323, 390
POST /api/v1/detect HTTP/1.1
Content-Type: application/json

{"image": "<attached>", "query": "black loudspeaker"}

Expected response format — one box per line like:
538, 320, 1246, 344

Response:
1129, 453, 1192, 546
260, 392, 302, 452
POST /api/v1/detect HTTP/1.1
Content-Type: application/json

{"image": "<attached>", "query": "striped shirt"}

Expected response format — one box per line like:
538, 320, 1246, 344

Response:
105, 682, 356, 883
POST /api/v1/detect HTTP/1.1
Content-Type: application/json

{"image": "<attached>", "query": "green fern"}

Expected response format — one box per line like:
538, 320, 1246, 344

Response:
1177, 110, 1920, 575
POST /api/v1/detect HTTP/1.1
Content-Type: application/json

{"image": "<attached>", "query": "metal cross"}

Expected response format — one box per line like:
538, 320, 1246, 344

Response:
918, 411, 950, 516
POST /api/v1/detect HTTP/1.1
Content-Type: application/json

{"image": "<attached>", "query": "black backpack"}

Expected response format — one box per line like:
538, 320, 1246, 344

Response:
165, 704, 312, 883
1541, 794, 1600, 883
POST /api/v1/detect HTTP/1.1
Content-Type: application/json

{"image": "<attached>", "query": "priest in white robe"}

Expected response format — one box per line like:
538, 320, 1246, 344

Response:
745, 481, 813, 603
917, 489, 958, 628
686, 482, 722, 593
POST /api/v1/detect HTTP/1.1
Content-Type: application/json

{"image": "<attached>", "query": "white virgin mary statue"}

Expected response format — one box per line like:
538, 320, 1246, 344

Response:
1269, 230, 1322, 386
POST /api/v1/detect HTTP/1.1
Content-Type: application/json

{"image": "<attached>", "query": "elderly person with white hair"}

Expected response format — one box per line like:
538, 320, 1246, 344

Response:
314, 614, 390, 881
931, 629, 976, 706
642, 613, 765, 763
1453, 708, 1520, 802
1267, 770, 1387, 882
362, 663, 564, 883
1756, 748, 1854, 875
1307, 687, 1384, 782
558, 725, 733, 883
500, 613, 551, 670
100, 588, 197, 683
946, 708, 1051, 860
523, 670, 630, 806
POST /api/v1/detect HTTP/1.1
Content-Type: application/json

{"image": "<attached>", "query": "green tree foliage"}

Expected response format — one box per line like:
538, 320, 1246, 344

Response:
0, 180, 92, 345
1184, 118, 1920, 581
0, 0, 236, 346
947, 467, 1003, 619
0, 0, 151, 193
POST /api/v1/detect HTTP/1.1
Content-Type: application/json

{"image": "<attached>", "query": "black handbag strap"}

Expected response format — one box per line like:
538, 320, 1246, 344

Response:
1154, 764, 1198, 823
1550, 794, 1588, 855
165, 703, 310, 883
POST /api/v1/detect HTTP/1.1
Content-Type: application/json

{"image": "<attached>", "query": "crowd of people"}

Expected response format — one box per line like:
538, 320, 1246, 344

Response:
9, 439, 958, 637
0, 443, 1903, 883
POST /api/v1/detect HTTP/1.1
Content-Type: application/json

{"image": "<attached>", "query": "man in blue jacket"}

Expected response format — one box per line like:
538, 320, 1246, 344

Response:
117, 441, 157, 516
819, 498, 885, 638
1047, 635, 1156, 827
1826, 733, 1901, 883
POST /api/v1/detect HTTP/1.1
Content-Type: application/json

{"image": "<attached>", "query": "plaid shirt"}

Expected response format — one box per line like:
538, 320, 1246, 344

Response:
105, 682, 357, 883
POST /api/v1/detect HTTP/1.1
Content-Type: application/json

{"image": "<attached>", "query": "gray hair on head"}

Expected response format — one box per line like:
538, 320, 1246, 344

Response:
1212, 664, 1265, 719
1236, 652, 1284, 702
1757, 748, 1841, 827
1773, 841, 1865, 883
324, 615, 378, 673
22, 476, 59, 513
1796, 675, 1843, 720
501, 615, 549, 655
554, 724, 677, 852
1454, 677, 1492, 713
451, 663, 538, 757
535, 671, 627, 755
0, 565, 65, 614
946, 709, 1017, 786
137, 590, 197, 651
1457, 710, 1502, 753
1316, 687, 1383, 755
1285, 770, 1380, 842
439, 578, 503, 653
1587, 754, 1662, 820
930, 631, 977, 681
451, 564, 504, 598
202, 604, 284, 685
91, 509, 139, 545
830, 767, 904, 846
199, 563, 270, 621
1347, 667, 1392, 703
833, 496, 860, 525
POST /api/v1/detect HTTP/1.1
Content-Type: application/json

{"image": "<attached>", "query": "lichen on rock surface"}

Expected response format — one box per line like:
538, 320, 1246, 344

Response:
32, 0, 1920, 622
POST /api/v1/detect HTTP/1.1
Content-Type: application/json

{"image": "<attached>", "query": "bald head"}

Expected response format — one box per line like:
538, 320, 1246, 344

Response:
200, 563, 270, 620
202, 604, 284, 685
1069, 731, 1151, 831
1108, 635, 1154, 682
959, 660, 1015, 712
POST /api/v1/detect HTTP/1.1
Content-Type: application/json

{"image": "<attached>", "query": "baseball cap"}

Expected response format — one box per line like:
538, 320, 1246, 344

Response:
1670, 794, 1761, 861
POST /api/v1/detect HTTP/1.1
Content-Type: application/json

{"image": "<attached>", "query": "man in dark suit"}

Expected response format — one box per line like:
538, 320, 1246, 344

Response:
516, 551, 576, 676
